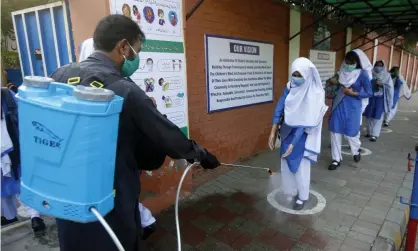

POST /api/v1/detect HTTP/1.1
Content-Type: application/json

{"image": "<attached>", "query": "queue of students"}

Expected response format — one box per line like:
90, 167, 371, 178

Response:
269, 49, 411, 210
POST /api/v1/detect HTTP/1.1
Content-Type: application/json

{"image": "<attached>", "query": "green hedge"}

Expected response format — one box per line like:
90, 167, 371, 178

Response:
2, 51, 20, 69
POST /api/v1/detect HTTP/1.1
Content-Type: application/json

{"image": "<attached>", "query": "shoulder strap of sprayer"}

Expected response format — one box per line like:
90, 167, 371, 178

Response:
60, 62, 121, 89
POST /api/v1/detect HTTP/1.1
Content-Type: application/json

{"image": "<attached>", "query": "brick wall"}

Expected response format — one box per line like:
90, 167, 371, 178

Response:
351, 29, 374, 62
68, 0, 110, 60
411, 57, 417, 89
299, 13, 345, 67
300, 13, 314, 58
407, 55, 413, 85
330, 25, 346, 69
185, 0, 290, 163
377, 43, 391, 69
392, 49, 401, 68
402, 52, 408, 78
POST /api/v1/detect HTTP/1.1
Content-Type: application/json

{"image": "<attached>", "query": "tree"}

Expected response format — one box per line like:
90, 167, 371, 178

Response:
2, 0, 53, 35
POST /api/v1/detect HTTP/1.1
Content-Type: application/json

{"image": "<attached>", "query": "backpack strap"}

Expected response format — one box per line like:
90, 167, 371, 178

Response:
65, 63, 83, 86
56, 62, 122, 89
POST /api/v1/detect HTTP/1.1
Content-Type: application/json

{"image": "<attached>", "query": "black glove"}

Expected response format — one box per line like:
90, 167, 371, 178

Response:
200, 149, 220, 169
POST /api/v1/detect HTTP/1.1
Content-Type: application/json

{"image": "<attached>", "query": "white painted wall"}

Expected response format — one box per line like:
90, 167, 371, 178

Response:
345, 27, 352, 54
288, 8, 301, 80
372, 39, 378, 65
388, 45, 394, 70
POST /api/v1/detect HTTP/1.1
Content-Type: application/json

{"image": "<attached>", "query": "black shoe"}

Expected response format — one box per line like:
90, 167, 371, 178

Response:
1, 216, 18, 226
31, 217, 46, 234
142, 222, 156, 240
383, 122, 389, 127
365, 134, 371, 138
328, 160, 340, 170
370, 137, 377, 142
293, 199, 305, 210
353, 151, 361, 163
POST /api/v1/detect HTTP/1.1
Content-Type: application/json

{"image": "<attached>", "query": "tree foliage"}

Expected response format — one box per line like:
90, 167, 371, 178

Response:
2, 0, 53, 35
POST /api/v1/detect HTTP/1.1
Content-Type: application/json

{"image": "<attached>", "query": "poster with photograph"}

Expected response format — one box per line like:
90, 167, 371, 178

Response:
110, 0, 188, 136
205, 35, 274, 113
313, 22, 331, 51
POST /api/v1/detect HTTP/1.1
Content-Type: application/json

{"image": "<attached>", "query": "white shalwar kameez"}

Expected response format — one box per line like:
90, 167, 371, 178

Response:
330, 50, 373, 163
272, 58, 327, 203
364, 60, 394, 138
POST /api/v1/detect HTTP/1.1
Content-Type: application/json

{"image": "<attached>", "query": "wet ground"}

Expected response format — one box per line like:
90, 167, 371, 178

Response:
2, 95, 418, 251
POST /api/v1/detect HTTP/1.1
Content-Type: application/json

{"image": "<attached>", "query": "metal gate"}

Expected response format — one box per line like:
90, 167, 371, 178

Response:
12, 1, 75, 78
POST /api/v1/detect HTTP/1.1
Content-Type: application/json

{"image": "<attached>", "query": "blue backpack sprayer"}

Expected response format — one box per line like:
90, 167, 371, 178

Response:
17, 76, 274, 251
17, 76, 125, 250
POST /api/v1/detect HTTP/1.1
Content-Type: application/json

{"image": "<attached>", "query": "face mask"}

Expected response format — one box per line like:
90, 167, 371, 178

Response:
344, 63, 357, 72
374, 66, 384, 73
147, 63, 153, 71
291, 77, 305, 87
121, 43, 140, 77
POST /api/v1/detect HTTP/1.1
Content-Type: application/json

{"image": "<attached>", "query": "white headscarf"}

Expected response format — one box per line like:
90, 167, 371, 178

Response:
354, 49, 373, 80
78, 38, 94, 62
338, 49, 373, 89
284, 57, 327, 127
393, 69, 412, 100
399, 76, 411, 100
284, 58, 328, 161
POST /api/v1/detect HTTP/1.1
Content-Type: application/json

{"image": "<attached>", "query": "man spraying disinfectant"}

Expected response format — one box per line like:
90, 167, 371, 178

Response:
79, 37, 157, 240
50, 15, 220, 251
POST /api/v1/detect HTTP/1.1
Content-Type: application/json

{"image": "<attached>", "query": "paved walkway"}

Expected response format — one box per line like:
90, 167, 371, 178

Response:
2, 95, 417, 251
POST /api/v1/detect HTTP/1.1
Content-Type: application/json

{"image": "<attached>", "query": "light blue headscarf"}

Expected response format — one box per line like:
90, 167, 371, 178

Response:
372, 60, 394, 112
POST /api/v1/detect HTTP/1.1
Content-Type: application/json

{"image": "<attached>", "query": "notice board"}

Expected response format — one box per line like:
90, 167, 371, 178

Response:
309, 50, 336, 87
205, 35, 274, 113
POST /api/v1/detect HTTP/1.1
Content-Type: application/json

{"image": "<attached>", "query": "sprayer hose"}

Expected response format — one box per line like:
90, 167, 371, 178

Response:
175, 162, 200, 251
90, 207, 126, 251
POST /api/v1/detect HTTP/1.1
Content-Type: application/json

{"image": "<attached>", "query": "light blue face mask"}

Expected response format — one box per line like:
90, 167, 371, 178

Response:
344, 63, 357, 72
291, 76, 305, 87
121, 43, 140, 77
374, 66, 384, 73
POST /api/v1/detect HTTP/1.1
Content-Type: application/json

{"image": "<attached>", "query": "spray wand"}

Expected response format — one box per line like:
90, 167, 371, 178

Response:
175, 162, 273, 251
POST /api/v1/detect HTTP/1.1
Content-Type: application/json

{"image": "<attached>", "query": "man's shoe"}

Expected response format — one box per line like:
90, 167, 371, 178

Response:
31, 217, 46, 234
142, 222, 157, 240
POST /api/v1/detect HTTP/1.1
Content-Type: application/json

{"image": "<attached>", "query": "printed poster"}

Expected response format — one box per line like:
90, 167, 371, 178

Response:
205, 35, 274, 113
309, 49, 336, 87
110, 0, 188, 136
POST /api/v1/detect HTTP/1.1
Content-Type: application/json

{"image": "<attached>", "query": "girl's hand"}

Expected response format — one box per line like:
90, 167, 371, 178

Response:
268, 125, 278, 150
343, 87, 357, 96
282, 144, 294, 158
268, 132, 276, 150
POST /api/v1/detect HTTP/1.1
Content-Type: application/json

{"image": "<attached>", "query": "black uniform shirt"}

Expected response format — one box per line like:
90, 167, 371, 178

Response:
51, 52, 204, 251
